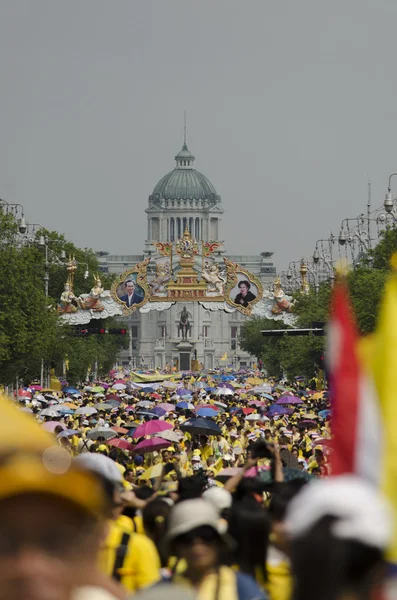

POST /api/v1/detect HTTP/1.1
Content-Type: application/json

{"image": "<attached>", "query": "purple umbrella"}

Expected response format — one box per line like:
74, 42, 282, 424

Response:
217, 382, 235, 390
152, 407, 167, 417
133, 420, 173, 439
197, 407, 218, 418
267, 405, 288, 416
276, 396, 304, 405
42, 421, 66, 432
133, 437, 170, 453
177, 388, 191, 396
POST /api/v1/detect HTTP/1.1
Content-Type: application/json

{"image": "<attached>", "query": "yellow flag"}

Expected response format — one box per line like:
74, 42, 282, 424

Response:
220, 352, 228, 361
189, 375, 195, 384
372, 269, 397, 563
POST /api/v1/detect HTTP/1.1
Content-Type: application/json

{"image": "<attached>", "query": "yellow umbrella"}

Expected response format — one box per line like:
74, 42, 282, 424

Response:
311, 392, 325, 401
138, 463, 164, 480
246, 377, 264, 386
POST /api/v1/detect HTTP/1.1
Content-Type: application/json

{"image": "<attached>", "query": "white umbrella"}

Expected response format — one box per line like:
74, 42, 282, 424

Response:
113, 383, 126, 390
137, 401, 154, 408
34, 393, 46, 401
40, 408, 61, 418
246, 413, 269, 421
153, 429, 183, 443
215, 387, 233, 396
75, 406, 97, 415
87, 427, 115, 440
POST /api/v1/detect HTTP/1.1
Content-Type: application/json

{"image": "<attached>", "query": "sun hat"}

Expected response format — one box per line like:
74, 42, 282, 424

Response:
74, 453, 123, 484
202, 487, 232, 513
285, 474, 393, 550
191, 455, 201, 462
165, 498, 232, 545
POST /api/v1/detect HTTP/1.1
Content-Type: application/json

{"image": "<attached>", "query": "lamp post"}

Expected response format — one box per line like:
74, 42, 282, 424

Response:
0, 199, 26, 235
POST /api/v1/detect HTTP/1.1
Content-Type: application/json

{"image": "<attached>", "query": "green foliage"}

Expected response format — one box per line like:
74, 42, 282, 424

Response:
347, 267, 387, 333
370, 225, 397, 271
0, 214, 123, 385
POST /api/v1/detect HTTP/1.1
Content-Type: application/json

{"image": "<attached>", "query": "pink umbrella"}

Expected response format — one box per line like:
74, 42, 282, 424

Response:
157, 403, 176, 412
248, 400, 265, 407
18, 389, 32, 398
107, 438, 135, 451
113, 379, 127, 385
133, 437, 170, 453
30, 384, 43, 391
133, 421, 173, 439
42, 421, 66, 432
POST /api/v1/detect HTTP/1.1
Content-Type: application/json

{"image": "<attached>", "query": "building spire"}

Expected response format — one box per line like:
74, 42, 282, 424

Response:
183, 110, 187, 148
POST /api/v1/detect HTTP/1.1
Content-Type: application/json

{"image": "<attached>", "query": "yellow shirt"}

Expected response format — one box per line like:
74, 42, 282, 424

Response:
98, 515, 160, 593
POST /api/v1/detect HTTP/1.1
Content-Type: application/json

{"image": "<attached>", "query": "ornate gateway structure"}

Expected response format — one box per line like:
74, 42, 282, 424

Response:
61, 139, 296, 371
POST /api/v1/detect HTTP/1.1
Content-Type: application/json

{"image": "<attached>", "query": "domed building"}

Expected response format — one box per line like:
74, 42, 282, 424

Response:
145, 143, 223, 245
98, 139, 276, 370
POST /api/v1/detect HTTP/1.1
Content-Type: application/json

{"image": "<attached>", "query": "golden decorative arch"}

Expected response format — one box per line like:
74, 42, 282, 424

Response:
224, 258, 263, 316
111, 258, 150, 314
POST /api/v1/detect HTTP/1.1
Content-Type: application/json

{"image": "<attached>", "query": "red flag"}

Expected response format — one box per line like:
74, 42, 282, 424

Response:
328, 281, 361, 475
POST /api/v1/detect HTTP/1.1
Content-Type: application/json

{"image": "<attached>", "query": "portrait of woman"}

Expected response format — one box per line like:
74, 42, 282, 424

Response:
233, 279, 257, 308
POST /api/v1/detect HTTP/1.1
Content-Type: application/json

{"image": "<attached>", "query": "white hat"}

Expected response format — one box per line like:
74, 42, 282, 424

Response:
223, 454, 233, 461
166, 498, 229, 544
203, 487, 232, 513
285, 475, 393, 550
74, 454, 123, 484
191, 455, 201, 462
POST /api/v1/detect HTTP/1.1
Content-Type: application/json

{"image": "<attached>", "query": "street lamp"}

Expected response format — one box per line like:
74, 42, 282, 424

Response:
384, 173, 397, 214
0, 199, 26, 234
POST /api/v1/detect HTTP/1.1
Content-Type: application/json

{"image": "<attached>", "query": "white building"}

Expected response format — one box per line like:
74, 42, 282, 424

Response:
98, 142, 276, 370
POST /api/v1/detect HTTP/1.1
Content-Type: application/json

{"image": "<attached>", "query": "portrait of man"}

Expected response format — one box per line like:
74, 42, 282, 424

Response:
119, 279, 144, 307
233, 279, 257, 308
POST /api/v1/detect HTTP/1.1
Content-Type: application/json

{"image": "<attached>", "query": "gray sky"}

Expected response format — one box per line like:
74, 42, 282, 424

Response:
0, 0, 396, 270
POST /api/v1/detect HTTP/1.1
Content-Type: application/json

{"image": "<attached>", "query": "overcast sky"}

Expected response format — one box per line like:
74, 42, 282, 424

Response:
0, 1, 396, 270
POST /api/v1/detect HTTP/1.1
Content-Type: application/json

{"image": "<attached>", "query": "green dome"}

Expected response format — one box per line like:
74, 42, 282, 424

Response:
151, 143, 219, 201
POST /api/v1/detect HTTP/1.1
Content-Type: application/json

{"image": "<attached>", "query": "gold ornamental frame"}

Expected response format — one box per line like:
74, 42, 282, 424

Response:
111, 258, 150, 315
224, 258, 264, 316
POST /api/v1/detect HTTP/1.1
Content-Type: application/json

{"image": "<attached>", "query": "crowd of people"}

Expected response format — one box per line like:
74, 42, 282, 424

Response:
1, 369, 394, 600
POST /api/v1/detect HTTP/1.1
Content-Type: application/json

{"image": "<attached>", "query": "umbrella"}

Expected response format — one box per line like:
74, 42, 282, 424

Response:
63, 387, 80, 394
157, 403, 175, 412
242, 408, 256, 415
20, 407, 33, 414
57, 407, 75, 415
56, 429, 78, 439
107, 438, 134, 451
18, 390, 32, 399
267, 406, 288, 416
258, 467, 314, 486
40, 408, 60, 418
213, 401, 227, 409
276, 396, 304, 405
176, 401, 194, 410
106, 394, 121, 401
75, 406, 97, 415
112, 426, 129, 435
312, 438, 333, 447
196, 408, 218, 418
246, 377, 264, 385
94, 403, 113, 411
248, 400, 265, 407
215, 388, 233, 396
319, 410, 332, 418
151, 393, 162, 400
135, 410, 159, 420
176, 388, 191, 397
180, 417, 221, 436
136, 401, 154, 408
113, 379, 127, 385
152, 407, 167, 417
134, 438, 170, 453
133, 420, 173, 439
215, 467, 242, 483
153, 429, 183, 443
138, 463, 164, 480
30, 384, 43, 391
298, 420, 318, 428
87, 427, 116, 440
113, 383, 127, 390
42, 421, 66, 432
246, 413, 263, 421
91, 386, 105, 393
217, 382, 235, 390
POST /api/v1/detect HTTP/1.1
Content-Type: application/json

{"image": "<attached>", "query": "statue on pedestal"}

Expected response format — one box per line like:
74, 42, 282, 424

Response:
178, 306, 191, 340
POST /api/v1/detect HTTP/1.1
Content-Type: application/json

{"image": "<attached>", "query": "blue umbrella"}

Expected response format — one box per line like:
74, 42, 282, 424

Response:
176, 401, 194, 410
127, 427, 137, 437
319, 409, 332, 418
152, 407, 166, 417
197, 408, 218, 418
136, 410, 159, 420
63, 387, 80, 394
205, 387, 216, 393
221, 375, 235, 381
57, 407, 75, 415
